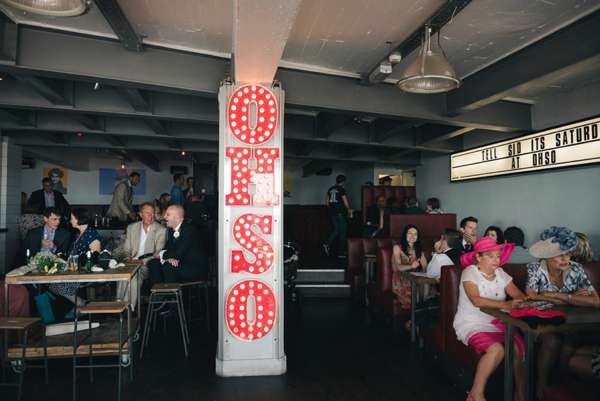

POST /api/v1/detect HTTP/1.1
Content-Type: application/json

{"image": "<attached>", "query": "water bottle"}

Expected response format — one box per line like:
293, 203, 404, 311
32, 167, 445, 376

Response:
86, 251, 92, 273
26, 249, 30, 266
109, 232, 115, 243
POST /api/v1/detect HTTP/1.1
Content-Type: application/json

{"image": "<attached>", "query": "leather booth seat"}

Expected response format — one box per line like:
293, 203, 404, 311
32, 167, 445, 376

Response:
389, 214, 457, 240
543, 379, 600, 401
346, 237, 402, 292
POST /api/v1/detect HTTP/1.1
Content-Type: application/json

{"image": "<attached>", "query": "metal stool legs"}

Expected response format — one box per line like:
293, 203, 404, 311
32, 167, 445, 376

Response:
140, 286, 189, 357
0, 317, 48, 401
73, 302, 132, 401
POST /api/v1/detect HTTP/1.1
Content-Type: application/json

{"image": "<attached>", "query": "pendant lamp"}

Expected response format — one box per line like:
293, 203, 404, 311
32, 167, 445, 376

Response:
0, 0, 90, 17
396, 25, 461, 94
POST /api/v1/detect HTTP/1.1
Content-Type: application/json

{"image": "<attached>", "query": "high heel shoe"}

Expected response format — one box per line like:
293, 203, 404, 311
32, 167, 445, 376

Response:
64, 301, 85, 319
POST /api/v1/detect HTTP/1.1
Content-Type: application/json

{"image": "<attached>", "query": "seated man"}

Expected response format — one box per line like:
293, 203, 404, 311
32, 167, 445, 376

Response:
116, 202, 167, 310
362, 195, 386, 238
504, 226, 537, 264
403, 196, 426, 214
427, 228, 463, 279
14, 206, 70, 267
459, 216, 478, 252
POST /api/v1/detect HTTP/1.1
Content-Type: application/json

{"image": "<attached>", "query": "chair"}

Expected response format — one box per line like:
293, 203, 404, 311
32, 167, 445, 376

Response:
180, 280, 210, 333
0, 317, 49, 401
73, 301, 132, 401
140, 283, 189, 357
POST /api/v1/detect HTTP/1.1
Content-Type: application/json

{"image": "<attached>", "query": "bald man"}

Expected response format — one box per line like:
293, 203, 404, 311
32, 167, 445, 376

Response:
148, 205, 207, 287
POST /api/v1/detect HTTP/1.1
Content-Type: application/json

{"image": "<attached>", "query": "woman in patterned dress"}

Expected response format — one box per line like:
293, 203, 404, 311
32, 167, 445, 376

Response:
526, 226, 600, 399
391, 224, 428, 308
48, 208, 102, 319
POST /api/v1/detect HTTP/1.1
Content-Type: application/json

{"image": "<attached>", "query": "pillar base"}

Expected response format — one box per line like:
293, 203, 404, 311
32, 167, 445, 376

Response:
215, 355, 287, 377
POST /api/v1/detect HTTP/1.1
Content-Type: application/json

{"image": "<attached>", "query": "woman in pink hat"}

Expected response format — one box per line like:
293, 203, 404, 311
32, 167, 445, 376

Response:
453, 237, 527, 401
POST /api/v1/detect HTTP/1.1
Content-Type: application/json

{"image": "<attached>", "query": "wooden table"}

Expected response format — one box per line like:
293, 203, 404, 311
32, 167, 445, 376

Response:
4, 261, 142, 359
360, 253, 377, 305
481, 305, 600, 401
394, 270, 439, 346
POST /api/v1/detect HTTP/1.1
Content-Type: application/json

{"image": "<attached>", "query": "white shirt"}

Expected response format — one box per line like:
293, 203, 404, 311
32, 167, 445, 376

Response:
426, 249, 454, 279
135, 223, 150, 259
44, 191, 55, 207
453, 265, 513, 345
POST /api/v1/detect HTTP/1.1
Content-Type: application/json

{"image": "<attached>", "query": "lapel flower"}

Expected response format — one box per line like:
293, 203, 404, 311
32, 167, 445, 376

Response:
173, 228, 180, 239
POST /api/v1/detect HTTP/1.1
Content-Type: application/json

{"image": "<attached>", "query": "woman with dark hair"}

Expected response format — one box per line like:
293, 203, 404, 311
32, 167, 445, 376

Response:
48, 207, 101, 318
391, 224, 428, 308
155, 193, 170, 222
484, 226, 504, 245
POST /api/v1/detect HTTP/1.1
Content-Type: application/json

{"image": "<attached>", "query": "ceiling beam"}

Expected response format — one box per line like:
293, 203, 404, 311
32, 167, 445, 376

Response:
93, 0, 143, 52
117, 88, 152, 113
297, 141, 320, 157
343, 145, 368, 159
233, 0, 301, 85
70, 113, 104, 131
445, 11, 600, 116
104, 135, 125, 147
315, 112, 354, 139
418, 125, 475, 147
23, 148, 88, 171
143, 119, 169, 136
302, 159, 337, 178
370, 120, 418, 143
0, 108, 34, 126
128, 150, 160, 172
12, 74, 73, 106
37, 131, 69, 145
0, 15, 17, 65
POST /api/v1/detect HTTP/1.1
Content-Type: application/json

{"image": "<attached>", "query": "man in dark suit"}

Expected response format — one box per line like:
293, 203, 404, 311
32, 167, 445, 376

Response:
362, 195, 386, 238
14, 207, 71, 267
183, 195, 207, 227
28, 178, 70, 224
149, 205, 207, 284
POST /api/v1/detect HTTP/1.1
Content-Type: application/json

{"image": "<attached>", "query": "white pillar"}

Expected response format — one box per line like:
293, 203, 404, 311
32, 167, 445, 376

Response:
0, 136, 23, 273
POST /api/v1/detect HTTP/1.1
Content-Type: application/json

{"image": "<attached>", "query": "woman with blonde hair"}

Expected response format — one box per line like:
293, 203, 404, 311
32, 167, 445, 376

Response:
572, 232, 597, 262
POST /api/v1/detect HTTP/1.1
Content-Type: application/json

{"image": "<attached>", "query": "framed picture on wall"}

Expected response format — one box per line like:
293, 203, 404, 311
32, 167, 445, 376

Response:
99, 168, 146, 195
43, 167, 68, 195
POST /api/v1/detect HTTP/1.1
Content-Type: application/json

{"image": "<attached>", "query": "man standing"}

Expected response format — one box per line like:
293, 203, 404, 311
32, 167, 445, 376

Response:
323, 174, 353, 258
459, 216, 478, 252
169, 174, 185, 206
15, 207, 70, 267
149, 205, 207, 287
362, 195, 386, 238
116, 202, 167, 311
28, 177, 70, 220
107, 172, 140, 222
427, 228, 463, 279
183, 176, 194, 203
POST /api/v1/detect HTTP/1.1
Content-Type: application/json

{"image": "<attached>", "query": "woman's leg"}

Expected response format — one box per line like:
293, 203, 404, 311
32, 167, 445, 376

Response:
536, 333, 562, 400
513, 343, 525, 401
48, 288, 84, 311
471, 343, 505, 401
559, 338, 577, 382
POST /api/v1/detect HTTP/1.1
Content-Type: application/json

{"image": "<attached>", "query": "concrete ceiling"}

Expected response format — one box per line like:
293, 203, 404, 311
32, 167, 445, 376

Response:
1, 0, 599, 175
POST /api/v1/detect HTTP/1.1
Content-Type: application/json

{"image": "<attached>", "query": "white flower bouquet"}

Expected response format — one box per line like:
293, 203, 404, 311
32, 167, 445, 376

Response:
30, 252, 68, 275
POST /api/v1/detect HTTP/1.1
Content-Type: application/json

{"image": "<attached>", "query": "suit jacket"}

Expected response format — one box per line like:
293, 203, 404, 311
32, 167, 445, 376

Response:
163, 222, 206, 273
365, 204, 382, 227
14, 226, 71, 267
28, 189, 70, 217
122, 221, 167, 261
107, 180, 133, 221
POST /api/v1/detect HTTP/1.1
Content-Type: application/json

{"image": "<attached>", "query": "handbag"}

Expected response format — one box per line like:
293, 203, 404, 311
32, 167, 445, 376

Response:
34, 291, 56, 324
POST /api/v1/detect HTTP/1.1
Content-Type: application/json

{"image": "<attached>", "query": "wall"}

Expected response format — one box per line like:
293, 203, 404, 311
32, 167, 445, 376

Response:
416, 149, 600, 250
283, 165, 348, 205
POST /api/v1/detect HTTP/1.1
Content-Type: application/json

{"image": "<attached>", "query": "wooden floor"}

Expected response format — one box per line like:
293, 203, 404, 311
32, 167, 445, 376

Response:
2, 296, 485, 401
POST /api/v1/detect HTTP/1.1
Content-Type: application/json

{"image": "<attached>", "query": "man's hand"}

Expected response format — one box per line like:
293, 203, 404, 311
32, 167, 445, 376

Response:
433, 240, 442, 254
127, 212, 136, 220
463, 233, 476, 245
166, 258, 179, 267
42, 240, 55, 250
154, 251, 161, 259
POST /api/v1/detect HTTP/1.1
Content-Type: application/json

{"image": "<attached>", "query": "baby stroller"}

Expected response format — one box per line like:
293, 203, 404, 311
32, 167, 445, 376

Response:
283, 241, 300, 304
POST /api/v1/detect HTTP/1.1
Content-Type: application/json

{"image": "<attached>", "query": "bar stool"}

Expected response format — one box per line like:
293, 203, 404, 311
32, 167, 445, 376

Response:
180, 280, 210, 333
0, 317, 49, 401
73, 301, 132, 401
140, 283, 189, 357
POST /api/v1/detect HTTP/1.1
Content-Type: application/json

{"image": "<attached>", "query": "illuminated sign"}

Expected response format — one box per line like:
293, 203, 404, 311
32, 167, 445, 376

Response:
451, 117, 600, 181
216, 84, 286, 376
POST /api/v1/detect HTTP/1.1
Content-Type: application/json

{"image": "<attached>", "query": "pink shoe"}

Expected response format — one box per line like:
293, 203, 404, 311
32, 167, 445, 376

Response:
466, 391, 476, 401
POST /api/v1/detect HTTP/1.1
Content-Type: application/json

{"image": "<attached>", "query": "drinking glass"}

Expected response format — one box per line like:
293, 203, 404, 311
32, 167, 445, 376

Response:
70, 255, 79, 273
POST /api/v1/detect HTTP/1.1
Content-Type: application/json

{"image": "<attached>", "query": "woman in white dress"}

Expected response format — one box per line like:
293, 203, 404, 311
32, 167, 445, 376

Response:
453, 237, 527, 401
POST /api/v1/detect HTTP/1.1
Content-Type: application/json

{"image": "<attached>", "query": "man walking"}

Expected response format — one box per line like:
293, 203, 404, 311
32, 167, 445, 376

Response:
323, 175, 353, 258
107, 172, 140, 222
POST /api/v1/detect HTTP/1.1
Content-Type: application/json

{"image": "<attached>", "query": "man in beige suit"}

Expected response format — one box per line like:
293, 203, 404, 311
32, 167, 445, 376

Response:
107, 172, 140, 221
116, 201, 167, 310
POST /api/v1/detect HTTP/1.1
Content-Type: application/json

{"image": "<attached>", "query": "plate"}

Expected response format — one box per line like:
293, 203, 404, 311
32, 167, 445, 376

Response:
91, 266, 104, 272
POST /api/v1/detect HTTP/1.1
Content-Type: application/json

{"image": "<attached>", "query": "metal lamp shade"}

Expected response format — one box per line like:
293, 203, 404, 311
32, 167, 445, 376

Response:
0, 0, 89, 17
396, 28, 461, 94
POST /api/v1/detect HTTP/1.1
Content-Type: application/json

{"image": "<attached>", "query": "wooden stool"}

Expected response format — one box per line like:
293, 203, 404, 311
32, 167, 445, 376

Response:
180, 280, 210, 333
140, 283, 189, 357
73, 301, 132, 401
0, 317, 48, 401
